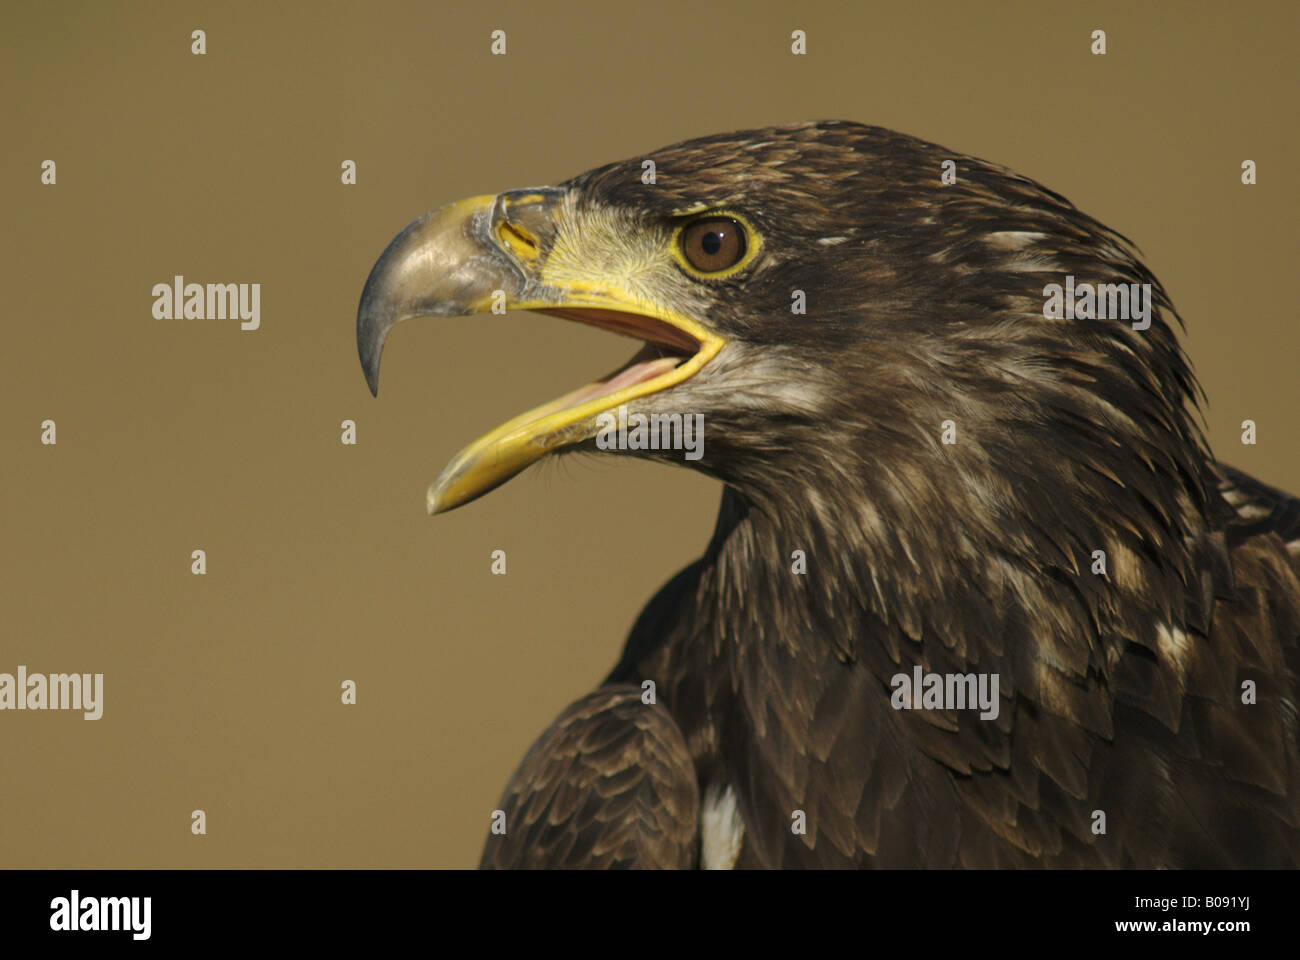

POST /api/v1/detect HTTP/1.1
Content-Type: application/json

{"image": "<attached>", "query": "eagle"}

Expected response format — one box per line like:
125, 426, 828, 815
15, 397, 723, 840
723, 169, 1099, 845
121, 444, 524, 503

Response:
356, 121, 1300, 868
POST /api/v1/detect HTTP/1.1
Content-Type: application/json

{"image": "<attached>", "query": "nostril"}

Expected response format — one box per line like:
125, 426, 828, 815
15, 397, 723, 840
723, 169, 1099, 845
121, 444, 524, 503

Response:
497, 219, 540, 260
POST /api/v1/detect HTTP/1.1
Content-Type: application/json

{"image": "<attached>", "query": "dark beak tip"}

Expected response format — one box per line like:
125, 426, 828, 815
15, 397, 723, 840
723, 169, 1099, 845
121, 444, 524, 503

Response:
357, 331, 380, 396
357, 292, 388, 398
360, 342, 382, 397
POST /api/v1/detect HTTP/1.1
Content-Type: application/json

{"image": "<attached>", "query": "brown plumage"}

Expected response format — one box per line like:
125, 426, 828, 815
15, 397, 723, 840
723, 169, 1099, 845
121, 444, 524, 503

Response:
359, 121, 1300, 868
478, 688, 698, 869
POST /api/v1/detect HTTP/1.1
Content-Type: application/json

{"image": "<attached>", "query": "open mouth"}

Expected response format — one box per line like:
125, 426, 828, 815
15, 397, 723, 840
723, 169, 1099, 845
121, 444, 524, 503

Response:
531, 308, 702, 417
420, 303, 722, 514
354, 190, 727, 514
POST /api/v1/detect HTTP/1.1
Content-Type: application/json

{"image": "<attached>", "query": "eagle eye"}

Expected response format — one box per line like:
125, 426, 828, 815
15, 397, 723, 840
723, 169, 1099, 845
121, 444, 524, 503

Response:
680, 217, 747, 274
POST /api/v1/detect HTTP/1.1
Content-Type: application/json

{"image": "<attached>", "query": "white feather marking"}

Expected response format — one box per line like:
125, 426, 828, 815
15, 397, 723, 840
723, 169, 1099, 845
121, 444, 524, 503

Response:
986, 230, 1048, 249
1156, 622, 1192, 682
701, 783, 745, 870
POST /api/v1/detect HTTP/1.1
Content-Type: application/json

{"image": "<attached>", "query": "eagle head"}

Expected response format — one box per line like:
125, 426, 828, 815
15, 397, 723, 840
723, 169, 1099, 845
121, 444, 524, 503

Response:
358, 120, 1212, 645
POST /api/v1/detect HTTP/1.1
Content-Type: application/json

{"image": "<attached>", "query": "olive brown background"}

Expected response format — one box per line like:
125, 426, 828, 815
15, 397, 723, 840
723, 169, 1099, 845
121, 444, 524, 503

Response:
2, 0, 1296, 867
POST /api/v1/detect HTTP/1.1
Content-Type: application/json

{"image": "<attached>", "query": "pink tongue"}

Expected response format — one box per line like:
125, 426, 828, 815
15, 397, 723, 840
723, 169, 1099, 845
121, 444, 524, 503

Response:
561, 356, 681, 410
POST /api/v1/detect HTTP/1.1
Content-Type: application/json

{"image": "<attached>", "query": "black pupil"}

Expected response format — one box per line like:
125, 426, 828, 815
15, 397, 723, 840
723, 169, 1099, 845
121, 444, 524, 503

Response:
701, 231, 723, 255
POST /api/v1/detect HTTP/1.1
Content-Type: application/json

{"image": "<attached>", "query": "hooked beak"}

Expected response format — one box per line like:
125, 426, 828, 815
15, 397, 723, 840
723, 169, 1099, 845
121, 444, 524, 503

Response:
356, 188, 724, 514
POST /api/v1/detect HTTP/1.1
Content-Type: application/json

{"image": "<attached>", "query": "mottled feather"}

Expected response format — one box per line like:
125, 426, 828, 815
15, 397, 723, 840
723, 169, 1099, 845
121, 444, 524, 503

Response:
481, 122, 1300, 868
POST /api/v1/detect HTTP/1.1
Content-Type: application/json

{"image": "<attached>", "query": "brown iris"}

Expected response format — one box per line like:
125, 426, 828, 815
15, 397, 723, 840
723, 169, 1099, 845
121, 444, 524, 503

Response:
680, 217, 747, 273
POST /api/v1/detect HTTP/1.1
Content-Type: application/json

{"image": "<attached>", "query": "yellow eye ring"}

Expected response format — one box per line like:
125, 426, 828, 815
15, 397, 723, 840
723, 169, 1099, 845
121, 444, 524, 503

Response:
671, 210, 763, 279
